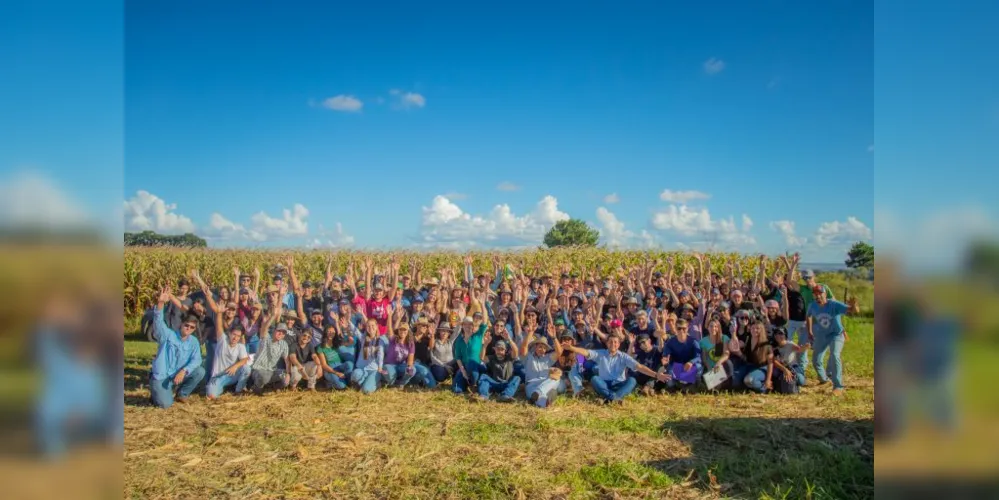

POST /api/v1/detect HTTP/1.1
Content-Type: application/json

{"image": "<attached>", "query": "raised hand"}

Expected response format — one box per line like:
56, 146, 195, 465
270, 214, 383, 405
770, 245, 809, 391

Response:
158, 286, 172, 305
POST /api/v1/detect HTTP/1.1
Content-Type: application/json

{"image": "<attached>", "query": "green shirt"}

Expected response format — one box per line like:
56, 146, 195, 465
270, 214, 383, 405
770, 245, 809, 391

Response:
800, 283, 834, 310
452, 324, 487, 367
316, 345, 342, 366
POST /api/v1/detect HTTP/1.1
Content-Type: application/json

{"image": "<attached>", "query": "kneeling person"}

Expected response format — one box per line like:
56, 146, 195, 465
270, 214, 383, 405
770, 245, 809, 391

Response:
206, 322, 251, 399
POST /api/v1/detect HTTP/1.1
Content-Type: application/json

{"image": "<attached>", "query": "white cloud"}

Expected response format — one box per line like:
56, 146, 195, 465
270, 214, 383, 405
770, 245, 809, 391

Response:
389, 89, 426, 109
596, 207, 633, 247
769, 220, 807, 247
650, 204, 755, 248
0, 171, 92, 229
123, 190, 196, 234
249, 204, 309, 238
203, 203, 310, 242
418, 195, 569, 248
308, 222, 355, 248
321, 95, 363, 112
497, 182, 521, 192
603, 193, 620, 204
442, 191, 468, 201
814, 216, 872, 247
659, 189, 710, 204
703, 57, 726, 75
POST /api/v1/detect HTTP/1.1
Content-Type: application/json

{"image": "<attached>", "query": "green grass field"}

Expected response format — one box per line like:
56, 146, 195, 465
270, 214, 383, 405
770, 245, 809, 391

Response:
124, 313, 875, 500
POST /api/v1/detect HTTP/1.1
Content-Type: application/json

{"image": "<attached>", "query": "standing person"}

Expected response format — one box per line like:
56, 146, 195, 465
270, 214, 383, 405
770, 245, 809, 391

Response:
149, 287, 205, 408
807, 286, 860, 396
477, 340, 521, 402
562, 336, 668, 405
204, 320, 251, 400
452, 316, 486, 394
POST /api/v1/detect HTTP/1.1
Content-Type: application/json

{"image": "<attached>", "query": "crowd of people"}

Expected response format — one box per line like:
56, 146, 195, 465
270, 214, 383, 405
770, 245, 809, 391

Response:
146, 253, 860, 409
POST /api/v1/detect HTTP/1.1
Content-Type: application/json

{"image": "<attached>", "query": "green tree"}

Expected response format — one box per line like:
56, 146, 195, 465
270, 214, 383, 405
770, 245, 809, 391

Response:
543, 219, 599, 248
845, 241, 874, 269
125, 230, 207, 248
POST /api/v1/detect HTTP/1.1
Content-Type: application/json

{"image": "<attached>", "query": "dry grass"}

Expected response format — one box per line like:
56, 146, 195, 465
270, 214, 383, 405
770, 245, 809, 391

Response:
125, 319, 875, 500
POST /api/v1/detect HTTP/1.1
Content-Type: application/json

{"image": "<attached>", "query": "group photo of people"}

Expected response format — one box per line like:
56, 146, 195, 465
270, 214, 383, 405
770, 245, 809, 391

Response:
147, 252, 861, 409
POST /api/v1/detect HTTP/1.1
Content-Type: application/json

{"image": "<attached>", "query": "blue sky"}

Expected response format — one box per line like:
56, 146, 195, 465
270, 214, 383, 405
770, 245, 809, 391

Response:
3, 1, 996, 266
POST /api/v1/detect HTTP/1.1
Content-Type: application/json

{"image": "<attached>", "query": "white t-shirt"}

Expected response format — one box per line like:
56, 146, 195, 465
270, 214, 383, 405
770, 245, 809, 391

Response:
776, 343, 801, 367
212, 340, 248, 376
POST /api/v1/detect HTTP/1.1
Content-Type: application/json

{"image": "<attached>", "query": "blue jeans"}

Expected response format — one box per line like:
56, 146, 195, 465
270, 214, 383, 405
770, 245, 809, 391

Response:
323, 370, 348, 390
591, 376, 637, 401
730, 359, 750, 389
743, 366, 769, 393
452, 361, 483, 394
787, 320, 808, 369
382, 363, 417, 387
556, 364, 584, 395
150, 366, 206, 408
205, 365, 250, 398
478, 375, 521, 399
413, 362, 437, 389
351, 369, 380, 395
431, 362, 455, 383
203, 341, 217, 379
812, 331, 845, 389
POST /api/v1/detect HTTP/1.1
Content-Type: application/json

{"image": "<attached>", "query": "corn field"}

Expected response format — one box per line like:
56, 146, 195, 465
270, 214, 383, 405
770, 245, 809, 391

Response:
122, 247, 809, 319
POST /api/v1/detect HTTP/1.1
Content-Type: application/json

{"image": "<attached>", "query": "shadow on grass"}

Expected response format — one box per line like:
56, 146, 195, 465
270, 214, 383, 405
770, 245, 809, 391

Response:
647, 417, 873, 500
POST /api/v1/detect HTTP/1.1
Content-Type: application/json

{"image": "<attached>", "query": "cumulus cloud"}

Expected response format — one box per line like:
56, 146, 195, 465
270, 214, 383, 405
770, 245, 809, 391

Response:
769, 220, 807, 248
650, 204, 755, 248
321, 94, 363, 112
442, 191, 468, 201
0, 171, 92, 229
123, 190, 196, 234
659, 189, 710, 204
308, 222, 355, 248
496, 182, 521, 192
603, 193, 620, 204
814, 216, 872, 247
389, 89, 426, 109
596, 207, 632, 247
203, 203, 311, 242
418, 195, 569, 248
703, 57, 725, 75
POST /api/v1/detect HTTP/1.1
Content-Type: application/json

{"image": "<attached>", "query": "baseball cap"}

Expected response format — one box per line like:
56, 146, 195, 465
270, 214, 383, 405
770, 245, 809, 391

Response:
462, 316, 474, 324
802, 269, 816, 279
765, 300, 780, 308
302, 280, 314, 288
493, 340, 508, 350
309, 308, 323, 316
636, 334, 651, 343
609, 319, 623, 328
413, 295, 425, 303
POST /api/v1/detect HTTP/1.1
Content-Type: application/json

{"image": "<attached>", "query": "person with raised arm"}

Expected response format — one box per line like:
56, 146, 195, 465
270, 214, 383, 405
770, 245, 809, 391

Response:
807, 285, 861, 396
204, 309, 251, 400
351, 323, 385, 395
452, 315, 487, 394
562, 334, 669, 405
519, 322, 563, 408
316, 326, 348, 390
149, 286, 205, 408
249, 296, 291, 394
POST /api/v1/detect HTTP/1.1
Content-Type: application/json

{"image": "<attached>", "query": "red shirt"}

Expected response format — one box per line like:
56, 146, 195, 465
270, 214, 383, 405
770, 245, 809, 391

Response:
365, 297, 392, 334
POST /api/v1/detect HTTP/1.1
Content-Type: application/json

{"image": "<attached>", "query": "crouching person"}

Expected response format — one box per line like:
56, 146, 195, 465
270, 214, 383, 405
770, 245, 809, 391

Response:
250, 319, 291, 395
317, 329, 348, 390
661, 318, 702, 391
289, 327, 321, 391
149, 287, 205, 408
351, 328, 384, 395
477, 340, 521, 402
520, 325, 562, 408
205, 321, 251, 400
563, 336, 668, 405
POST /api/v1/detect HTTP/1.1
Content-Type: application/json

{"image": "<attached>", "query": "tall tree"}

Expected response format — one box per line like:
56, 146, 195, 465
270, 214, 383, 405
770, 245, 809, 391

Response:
845, 241, 874, 269
543, 219, 599, 248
